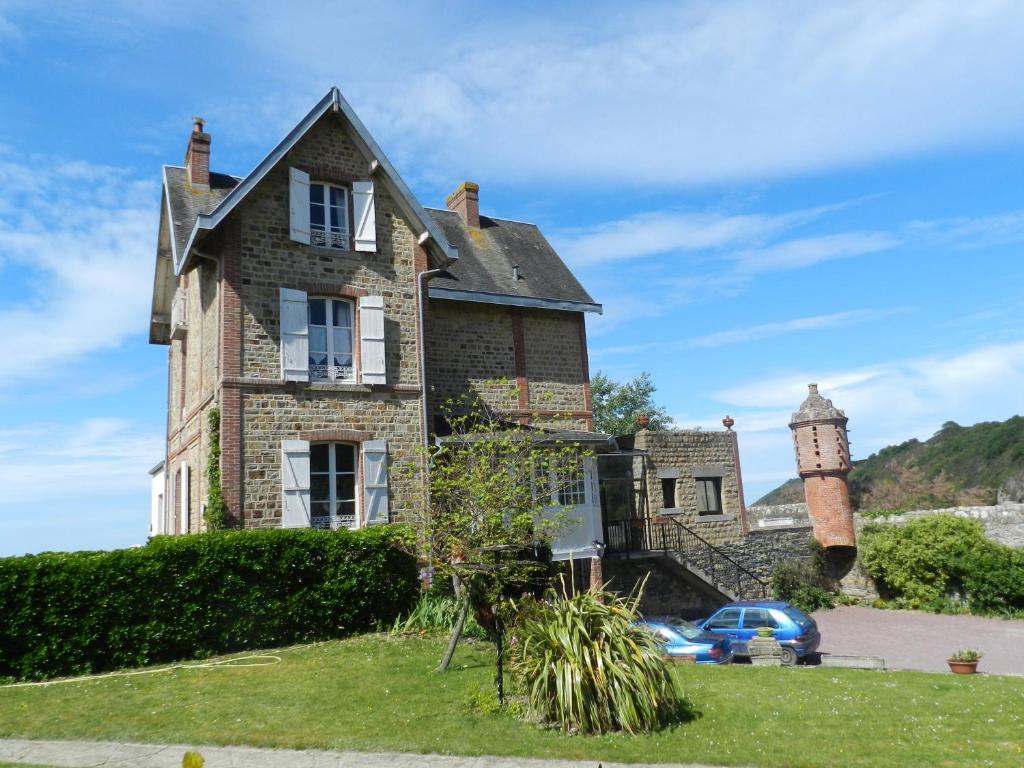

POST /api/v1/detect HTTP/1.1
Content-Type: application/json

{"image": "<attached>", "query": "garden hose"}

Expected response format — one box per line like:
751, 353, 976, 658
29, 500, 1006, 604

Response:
0, 655, 282, 689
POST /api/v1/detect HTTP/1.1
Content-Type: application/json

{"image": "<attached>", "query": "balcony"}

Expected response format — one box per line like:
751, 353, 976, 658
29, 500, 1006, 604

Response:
170, 287, 188, 340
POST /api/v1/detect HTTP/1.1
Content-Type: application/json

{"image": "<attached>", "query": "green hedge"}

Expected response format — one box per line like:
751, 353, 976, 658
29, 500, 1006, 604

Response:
0, 527, 418, 681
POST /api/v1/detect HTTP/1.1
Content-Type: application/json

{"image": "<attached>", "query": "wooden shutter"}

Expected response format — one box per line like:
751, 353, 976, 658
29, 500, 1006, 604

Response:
281, 440, 311, 527
352, 180, 377, 252
280, 287, 309, 382
362, 440, 389, 525
289, 167, 311, 244
359, 295, 386, 385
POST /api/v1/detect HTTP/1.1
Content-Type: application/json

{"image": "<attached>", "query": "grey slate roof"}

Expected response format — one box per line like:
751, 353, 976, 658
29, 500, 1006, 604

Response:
162, 167, 597, 313
426, 208, 599, 311
163, 166, 239, 262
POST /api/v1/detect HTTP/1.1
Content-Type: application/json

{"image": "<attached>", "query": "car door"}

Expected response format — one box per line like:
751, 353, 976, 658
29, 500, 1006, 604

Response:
737, 607, 778, 653
702, 607, 743, 649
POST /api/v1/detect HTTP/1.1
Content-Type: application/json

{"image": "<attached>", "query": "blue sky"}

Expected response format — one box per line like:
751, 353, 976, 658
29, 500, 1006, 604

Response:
2, 1, 1024, 556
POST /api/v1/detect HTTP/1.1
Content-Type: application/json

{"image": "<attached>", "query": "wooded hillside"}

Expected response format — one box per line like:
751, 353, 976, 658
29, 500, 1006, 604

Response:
754, 416, 1024, 511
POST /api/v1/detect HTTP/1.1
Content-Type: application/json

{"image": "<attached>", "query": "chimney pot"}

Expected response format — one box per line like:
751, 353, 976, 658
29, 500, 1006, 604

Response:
446, 181, 480, 228
808, 383, 819, 394
192, 116, 205, 133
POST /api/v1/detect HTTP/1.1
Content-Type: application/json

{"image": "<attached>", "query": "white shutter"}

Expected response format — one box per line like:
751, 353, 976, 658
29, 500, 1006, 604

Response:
362, 440, 389, 525
289, 167, 311, 245
281, 440, 311, 528
180, 462, 189, 534
280, 287, 309, 382
352, 180, 377, 252
359, 295, 386, 385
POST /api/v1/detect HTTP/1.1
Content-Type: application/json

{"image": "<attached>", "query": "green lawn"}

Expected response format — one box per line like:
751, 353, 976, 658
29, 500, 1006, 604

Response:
1, 635, 1022, 768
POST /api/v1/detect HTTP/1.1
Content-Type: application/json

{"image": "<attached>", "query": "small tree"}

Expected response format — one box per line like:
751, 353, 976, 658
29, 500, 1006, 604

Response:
591, 371, 674, 436
410, 394, 590, 676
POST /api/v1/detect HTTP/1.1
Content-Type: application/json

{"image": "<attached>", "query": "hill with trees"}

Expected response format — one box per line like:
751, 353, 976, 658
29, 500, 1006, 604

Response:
754, 416, 1024, 511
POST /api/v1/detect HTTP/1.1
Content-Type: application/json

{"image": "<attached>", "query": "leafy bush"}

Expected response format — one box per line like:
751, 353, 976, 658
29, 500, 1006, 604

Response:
859, 515, 1024, 614
509, 582, 681, 735
0, 527, 418, 681
771, 538, 835, 613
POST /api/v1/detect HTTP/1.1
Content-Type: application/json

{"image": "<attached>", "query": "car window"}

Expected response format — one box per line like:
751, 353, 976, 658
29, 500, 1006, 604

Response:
705, 608, 741, 630
783, 605, 811, 624
742, 608, 778, 629
665, 619, 703, 640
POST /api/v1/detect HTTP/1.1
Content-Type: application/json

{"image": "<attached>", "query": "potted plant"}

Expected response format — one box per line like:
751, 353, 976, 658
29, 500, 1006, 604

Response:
748, 626, 783, 666
948, 648, 983, 675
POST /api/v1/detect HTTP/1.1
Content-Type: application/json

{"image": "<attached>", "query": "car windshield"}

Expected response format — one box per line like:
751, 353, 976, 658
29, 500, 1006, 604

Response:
783, 605, 811, 624
664, 618, 704, 640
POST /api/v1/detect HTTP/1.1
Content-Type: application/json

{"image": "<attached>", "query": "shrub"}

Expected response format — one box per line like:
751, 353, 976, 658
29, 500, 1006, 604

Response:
859, 515, 1024, 614
509, 581, 681, 735
771, 539, 835, 613
0, 527, 418, 681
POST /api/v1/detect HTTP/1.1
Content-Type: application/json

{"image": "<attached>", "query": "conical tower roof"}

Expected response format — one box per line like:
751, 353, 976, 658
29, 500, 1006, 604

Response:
790, 383, 846, 425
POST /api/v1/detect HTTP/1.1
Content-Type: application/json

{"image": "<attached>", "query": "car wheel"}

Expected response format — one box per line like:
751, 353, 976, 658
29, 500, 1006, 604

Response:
780, 646, 798, 666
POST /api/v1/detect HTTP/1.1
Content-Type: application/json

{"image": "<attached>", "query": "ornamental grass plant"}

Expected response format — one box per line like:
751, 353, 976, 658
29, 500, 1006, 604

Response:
508, 578, 681, 735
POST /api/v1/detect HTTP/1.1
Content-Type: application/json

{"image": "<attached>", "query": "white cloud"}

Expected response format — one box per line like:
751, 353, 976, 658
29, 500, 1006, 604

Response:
0, 152, 155, 387
711, 340, 1024, 500
237, 0, 1024, 185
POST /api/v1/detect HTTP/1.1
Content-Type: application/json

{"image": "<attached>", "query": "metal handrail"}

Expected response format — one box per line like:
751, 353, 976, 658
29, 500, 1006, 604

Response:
662, 516, 769, 599
604, 515, 768, 599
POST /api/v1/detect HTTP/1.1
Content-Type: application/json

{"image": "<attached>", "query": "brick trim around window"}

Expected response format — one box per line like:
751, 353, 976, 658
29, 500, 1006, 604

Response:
298, 428, 371, 443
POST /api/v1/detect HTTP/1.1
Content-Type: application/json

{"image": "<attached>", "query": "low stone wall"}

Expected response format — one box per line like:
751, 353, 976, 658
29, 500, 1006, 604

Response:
746, 503, 810, 529
856, 503, 1024, 548
716, 526, 815, 581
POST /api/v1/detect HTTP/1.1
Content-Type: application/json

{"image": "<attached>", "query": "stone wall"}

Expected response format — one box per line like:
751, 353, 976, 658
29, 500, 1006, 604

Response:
426, 299, 591, 430
856, 503, 1024, 548
603, 556, 726, 620
224, 112, 426, 526
633, 429, 744, 547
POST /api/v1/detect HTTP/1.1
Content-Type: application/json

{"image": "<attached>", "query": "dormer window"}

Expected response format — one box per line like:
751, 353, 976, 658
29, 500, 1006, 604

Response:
310, 182, 349, 249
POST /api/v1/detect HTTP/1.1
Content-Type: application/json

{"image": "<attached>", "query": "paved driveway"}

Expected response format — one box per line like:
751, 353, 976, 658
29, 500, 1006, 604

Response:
810, 605, 1024, 675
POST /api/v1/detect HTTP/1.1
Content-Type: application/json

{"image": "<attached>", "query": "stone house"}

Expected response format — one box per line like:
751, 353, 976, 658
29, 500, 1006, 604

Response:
147, 88, 601, 556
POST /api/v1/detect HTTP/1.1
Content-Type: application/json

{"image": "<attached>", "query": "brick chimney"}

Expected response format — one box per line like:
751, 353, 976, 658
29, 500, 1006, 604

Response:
446, 181, 479, 228
184, 116, 211, 189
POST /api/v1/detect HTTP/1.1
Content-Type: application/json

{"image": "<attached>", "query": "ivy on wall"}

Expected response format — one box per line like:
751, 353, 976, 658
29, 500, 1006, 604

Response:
204, 407, 228, 530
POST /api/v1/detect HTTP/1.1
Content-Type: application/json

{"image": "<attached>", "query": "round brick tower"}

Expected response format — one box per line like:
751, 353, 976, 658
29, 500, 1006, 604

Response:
789, 384, 856, 550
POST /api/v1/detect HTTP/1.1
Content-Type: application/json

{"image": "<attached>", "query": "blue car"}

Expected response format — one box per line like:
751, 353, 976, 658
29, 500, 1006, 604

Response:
637, 618, 734, 664
697, 601, 820, 666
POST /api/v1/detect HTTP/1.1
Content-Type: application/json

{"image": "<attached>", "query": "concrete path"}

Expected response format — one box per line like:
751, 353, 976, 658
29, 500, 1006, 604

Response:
0, 739, 735, 768
811, 605, 1024, 674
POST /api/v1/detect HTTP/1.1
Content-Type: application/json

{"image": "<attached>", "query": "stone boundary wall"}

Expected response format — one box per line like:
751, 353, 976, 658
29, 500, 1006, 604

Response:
856, 503, 1024, 548
747, 503, 810, 529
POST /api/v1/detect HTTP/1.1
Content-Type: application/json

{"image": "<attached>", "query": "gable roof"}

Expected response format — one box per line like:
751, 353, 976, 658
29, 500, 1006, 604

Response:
170, 87, 458, 274
163, 166, 240, 261
427, 209, 601, 314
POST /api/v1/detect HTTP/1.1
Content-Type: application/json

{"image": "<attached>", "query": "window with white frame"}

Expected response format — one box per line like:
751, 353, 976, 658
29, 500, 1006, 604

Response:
310, 443, 358, 529
308, 297, 355, 382
557, 466, 587, 506
309, 182, 350, 249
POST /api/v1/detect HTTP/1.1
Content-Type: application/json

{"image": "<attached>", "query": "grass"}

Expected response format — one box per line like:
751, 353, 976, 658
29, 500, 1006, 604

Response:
0, 635, 1022, 767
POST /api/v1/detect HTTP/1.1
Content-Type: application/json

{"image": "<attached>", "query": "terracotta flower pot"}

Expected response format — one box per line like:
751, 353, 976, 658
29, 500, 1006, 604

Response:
947, 660, 979, 675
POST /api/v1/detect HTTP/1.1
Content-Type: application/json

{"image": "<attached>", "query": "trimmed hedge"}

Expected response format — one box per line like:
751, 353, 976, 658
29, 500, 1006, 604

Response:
0, 527, 418, 681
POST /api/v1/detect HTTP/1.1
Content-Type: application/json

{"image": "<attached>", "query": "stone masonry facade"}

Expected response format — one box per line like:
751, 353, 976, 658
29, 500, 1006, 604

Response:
633, 428, 746, 547
427, 301, 592, 430
158, 106, 596, 533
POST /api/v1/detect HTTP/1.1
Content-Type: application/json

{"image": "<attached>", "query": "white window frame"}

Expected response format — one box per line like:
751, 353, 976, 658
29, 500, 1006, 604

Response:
310, 442, 359, 530
308, 297, 356, 383
309, 182, 350, 250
